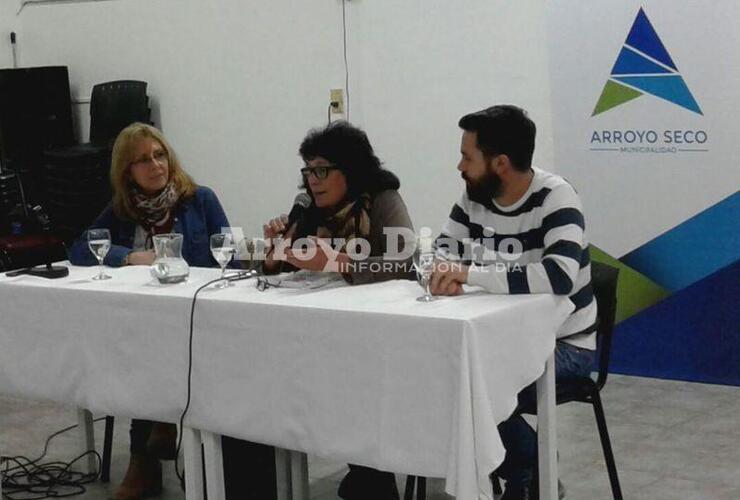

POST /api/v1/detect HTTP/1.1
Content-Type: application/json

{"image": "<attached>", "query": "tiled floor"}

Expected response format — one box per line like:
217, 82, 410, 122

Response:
1, 374, 739, 499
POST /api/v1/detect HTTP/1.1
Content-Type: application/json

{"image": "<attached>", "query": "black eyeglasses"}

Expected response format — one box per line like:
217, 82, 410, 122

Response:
300, 164, 341, 180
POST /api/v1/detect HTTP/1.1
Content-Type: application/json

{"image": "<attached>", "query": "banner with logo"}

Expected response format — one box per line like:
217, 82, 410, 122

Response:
546, 1, 740, 385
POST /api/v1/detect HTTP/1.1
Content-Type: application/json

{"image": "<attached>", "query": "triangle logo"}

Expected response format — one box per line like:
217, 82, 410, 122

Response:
593, 8, 702, 116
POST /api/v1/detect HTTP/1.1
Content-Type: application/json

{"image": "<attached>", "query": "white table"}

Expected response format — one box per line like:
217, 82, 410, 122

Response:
0, 264, 572, 500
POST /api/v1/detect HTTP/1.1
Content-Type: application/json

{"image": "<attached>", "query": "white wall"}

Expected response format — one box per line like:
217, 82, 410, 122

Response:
14, 0, 554, 237
350, 0, 554, 233
0, 1, 20, 68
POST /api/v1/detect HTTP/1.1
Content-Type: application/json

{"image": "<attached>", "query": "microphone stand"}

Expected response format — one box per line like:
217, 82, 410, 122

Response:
227, 239, 262, 282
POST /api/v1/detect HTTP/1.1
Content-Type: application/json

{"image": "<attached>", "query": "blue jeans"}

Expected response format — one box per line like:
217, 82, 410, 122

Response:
495, 341, 595, 487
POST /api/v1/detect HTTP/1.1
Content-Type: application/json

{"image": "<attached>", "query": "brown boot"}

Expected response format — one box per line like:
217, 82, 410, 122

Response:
146, 422, 177, 460
111, 454, 162, 500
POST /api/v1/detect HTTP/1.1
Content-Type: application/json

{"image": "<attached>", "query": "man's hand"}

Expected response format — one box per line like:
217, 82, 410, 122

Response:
429, 261, 468, 296
126, 250, 156, 266
283, 236, 350, 273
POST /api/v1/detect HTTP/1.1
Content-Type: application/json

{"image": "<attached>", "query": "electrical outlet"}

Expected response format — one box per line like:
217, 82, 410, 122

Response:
330, 88, 344, 114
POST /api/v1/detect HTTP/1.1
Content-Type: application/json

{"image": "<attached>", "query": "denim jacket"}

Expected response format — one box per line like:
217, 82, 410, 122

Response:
69, 186, 230, 268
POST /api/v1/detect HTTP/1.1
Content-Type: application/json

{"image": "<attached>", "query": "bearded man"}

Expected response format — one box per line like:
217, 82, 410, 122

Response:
430, 105, 597, 500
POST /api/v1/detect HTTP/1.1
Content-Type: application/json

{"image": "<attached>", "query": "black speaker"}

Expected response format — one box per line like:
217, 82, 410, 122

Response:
0, 66, 75, 173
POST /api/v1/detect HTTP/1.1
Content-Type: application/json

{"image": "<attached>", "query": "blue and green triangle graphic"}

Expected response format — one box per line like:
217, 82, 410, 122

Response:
593, 8, 702, 116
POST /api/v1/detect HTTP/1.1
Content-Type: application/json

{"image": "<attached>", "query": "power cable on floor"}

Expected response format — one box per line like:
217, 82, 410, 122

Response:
1, 418, 105, 499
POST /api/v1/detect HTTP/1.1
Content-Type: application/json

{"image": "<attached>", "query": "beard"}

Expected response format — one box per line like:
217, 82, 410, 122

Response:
464, 167, 502, 206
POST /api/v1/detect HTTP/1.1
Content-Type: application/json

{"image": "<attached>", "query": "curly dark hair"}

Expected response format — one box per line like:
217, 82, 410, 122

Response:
298, 121, 399, 199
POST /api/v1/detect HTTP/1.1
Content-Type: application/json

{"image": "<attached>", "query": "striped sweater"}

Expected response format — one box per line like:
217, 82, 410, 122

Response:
436, 167, 597, 349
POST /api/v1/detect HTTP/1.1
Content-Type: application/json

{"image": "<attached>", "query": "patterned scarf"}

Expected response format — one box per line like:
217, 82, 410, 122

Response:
315, 193, 372, 253
131, 182, 179, 232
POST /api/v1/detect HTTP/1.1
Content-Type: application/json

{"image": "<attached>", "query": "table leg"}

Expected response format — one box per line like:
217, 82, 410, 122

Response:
289, 451, 309, 500
202, 431, 225, 500
536, 353, 557, 500
275, 448, 292, 500
76, 408, 96, 475
274, 448, 309, 500
183, 427, 204, 500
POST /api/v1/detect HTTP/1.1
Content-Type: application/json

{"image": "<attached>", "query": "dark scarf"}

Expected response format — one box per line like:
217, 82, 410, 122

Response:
131, 182, 179, 247
320, 193, 371, 249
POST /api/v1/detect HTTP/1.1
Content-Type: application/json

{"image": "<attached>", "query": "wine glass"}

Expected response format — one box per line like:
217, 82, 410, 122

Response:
210, 233, 236, 288
87, 228, 112, 280
413, 236, 436, 302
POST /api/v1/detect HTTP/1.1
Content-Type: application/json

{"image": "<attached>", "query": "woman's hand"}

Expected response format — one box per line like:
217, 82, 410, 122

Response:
262, 214, 293, 274
126, 250, 156, 266
262, 214, 289, 241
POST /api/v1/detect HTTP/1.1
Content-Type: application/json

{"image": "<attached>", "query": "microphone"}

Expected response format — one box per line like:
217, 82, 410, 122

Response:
28, 205, 68, 279
32, 205, 51, 231
226, 270, 256, 282
285, 192, 311, 231
264, 192, 311, 259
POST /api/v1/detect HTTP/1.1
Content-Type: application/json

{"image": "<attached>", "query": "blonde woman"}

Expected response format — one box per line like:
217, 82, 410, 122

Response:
70, 122, 229, 268
70, 123, 230, 499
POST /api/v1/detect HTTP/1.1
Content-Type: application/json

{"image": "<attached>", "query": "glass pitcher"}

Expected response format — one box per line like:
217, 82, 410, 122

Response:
150, 233, 190, 284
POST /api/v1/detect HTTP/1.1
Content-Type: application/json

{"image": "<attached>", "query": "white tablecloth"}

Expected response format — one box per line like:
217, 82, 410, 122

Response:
0, 264, 573, 499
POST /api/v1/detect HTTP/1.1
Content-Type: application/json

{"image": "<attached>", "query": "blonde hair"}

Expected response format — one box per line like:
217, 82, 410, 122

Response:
110, 123, 197, 220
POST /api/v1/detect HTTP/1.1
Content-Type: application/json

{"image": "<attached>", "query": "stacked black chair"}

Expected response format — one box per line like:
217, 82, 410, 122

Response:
0, 170, 21, 233
43, 80, 151, 242
0, 66, 76, 208
43, 148, 112, 242
88, 80, 150, 148
405, 261, 623, 500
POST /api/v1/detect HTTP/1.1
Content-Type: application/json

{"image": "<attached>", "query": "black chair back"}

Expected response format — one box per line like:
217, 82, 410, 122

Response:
590, 261, 620, 389
89, 80, 151, 147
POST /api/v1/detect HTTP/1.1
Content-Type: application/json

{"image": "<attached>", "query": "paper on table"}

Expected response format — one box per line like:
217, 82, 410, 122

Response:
260, 270, 344, 289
